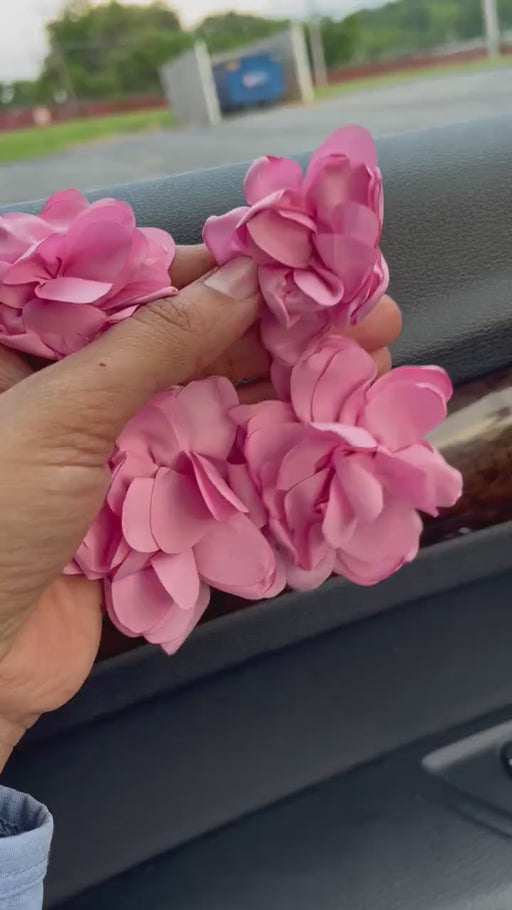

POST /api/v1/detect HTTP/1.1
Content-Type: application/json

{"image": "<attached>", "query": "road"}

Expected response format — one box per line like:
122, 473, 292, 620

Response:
0, 68, 511, 205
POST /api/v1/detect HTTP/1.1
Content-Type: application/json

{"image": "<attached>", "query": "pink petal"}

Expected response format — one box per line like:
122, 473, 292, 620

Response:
342, 499, 423, 563
311, 423, 377, 450
245, 422, 305, 478
286, 549, 335, 591
194, 513, 275, 591
290, 336, 375, 424
330, 201, 380, 246
39, 189, 89, 228
363, 381, 448, 451
35, 276, 112, 304
322, 473, 356, 548
63, 221, 132, 284
190, 452, 246, 520
373, 365, 453, 401
308, 125, 378, 172
3, 233, 62, 285
74, 503, 122, 577
283, 469, 330, 564
227, 462, 267, 527
377, 443, 462, 515
335, 453, 384, 523
122, 476, 157, 553
349, 250, 389, 324
139, 227, 176, 263
0, 212, 53, 261
147, 583, 210, 653
244, 155, 303, 205
261, 309, 330, 366
150, 467, 211, 553
293, 268, 342, 307
202, 208, 248, 264
73, 198, 136, 232
230, 399, 293, 429
152, 549, 200, 610
116, 401, 180, 467
23, 299, 107, 347
246, 210, 312, 268
277, 436, 334, 491
167, 377, 238, 459
315, 234, 377, 295
258, 265, 295, 325
106, 565, 172, 636
336, 552, 407, 586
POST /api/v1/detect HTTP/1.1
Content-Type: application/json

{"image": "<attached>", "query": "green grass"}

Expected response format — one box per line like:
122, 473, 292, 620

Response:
315, 54, 512, 100
0, 108, 173, 164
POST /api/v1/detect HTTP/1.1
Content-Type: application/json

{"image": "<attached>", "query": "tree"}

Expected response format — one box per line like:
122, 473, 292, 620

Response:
196, 12, 287, 56
38, 1, 188, 101
320, 14, 360, 69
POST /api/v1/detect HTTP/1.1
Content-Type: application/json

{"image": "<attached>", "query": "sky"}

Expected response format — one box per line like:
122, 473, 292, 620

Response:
0, 0, 383, 82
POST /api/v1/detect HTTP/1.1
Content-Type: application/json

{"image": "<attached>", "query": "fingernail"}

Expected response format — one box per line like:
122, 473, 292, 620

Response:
204, 257, 259, 301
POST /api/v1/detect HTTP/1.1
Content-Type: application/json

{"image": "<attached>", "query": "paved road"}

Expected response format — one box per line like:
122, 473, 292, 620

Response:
1, 68, 511, 205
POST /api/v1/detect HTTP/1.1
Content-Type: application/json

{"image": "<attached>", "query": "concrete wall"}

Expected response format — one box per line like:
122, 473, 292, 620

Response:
160, 42, 221, 127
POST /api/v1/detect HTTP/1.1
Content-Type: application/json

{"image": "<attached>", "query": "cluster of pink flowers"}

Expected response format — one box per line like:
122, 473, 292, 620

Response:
0, 189, 176, 359
0, 126, 463, 655
203, 125, 388, 366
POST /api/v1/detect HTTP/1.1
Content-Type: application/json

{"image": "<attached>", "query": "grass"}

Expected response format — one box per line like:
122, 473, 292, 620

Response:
315, 53, 512, 100
0, 107, 173, 164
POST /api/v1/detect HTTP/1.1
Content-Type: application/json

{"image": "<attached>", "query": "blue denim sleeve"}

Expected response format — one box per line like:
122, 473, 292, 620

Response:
0, 785, 53, 910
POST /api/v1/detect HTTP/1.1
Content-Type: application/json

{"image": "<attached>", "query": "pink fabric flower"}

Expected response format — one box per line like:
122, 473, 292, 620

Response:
68, 377, 283, 653
233, 337, 462, 589
203, 125, 388, 365
0, 189, 176, 359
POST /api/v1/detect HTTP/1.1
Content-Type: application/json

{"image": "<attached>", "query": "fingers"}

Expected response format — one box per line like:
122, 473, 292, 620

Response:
344, 295, 401, 350
170, 244, 215, 290
1, 257, 262, 461
373, 347, 392, 376
0, 348, 32, 394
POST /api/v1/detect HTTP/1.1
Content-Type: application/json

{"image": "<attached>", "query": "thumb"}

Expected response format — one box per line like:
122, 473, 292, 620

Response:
2, 257, 261, 460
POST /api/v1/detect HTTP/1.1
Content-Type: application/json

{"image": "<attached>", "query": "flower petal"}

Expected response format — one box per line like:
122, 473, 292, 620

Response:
122, 477, 157, 553
202, 208, 248, 264
322, 473, 356, 548
286, 549, 335, 591
363, 379, 448, 451
147, 583, 210, 653
106, 565, 172, 636
227, 461, 267, 527
244, 155, 303, 205
308, 124, 378, 172
63, 221, 133, 284
150, 467, 212, 553
35, 276, 112, 304
152, 549, 200, 610
39, 189, 89, 228
165, 377, 238, 459
246, 210, 312, 268
335, 453, 384, 523
23, 299, 107, 352
194, 513, 275, 592
190, 452, 247, 520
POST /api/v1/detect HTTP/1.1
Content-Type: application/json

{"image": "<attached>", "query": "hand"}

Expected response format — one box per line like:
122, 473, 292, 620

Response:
0, 245, 401, 771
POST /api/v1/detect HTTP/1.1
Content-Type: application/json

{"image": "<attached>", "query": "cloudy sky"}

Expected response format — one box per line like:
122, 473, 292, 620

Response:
0, 0, 383, 82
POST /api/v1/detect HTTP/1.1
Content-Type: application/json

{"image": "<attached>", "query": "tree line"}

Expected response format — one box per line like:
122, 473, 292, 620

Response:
2, 0, 510, 110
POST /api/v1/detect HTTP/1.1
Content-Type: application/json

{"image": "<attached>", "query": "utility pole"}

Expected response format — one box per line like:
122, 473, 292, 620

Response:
307, 0, 328, 88
482, 0, 501, 58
